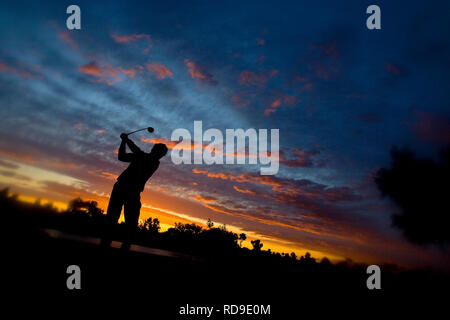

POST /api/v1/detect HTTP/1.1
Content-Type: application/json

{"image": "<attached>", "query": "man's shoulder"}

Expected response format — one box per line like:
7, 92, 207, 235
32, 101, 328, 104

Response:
144, 153, 160, 164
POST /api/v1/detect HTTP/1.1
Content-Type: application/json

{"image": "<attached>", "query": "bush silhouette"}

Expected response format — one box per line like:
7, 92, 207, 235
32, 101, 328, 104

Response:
374, 146, 450, 245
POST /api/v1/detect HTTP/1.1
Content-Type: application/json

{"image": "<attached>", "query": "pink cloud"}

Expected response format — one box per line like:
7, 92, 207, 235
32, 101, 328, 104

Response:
279, 149, 319, 168
111, 33, 150, 43
58, 32, 78, 50
238, 70, 278, 87
184, 59, 216, 84
0, 62, 34, 79
78, 61, 139, 85
146, 63, 173, 79
264, 94, 299, 116
111, 33, 152, 53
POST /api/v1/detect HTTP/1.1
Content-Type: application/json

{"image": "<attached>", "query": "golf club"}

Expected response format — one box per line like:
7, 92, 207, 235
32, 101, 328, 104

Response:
125, 126, 154, 136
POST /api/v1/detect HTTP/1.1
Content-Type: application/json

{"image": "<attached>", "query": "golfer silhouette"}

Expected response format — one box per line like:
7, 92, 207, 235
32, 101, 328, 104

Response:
102, 133, 168, 250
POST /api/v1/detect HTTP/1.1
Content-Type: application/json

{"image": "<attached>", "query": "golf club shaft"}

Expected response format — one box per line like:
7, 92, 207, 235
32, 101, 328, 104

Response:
126, 127, 148, 135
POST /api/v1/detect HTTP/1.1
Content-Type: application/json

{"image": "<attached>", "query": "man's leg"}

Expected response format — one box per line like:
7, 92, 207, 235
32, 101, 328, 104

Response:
101, 182, 124, 247
122, 193, 141, 251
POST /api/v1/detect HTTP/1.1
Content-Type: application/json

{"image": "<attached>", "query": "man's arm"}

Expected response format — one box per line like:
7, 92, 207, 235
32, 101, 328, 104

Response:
118, 134, 133, 162
125, 137, 144, 154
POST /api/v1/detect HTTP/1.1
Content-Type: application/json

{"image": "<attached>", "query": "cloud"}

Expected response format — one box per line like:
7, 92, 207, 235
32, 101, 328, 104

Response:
279, 149, 319, 168
191, 168, 360, 206
0, 159, 20, 169
58, 32, 78, 50
0, 62, 34, 79
231, 94, 252, 108
238, 70, 278, 87
111, 33, 151, 53
0, 149, 36, 164
119, 67, 137, 79
111, 33, 150, 43
79, 61, 102, 77
146, 63, 173, 79
302, 40, 341, 80
264, 94, 299, 116
101, 171, 118, 180
47, 160, 78, 169
184, 59, 217, 85
410, 110, 450, 144
233, 185, 256, 195
0, 170, 29, 181
299, 83, 313, 91
74, 123, 88, 131
193, 194, 216, 203
78, 61, 138, 85
142, 137, 188, 150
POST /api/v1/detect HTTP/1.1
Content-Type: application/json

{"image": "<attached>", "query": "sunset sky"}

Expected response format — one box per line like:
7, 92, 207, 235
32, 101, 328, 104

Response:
1, 0, 449, 267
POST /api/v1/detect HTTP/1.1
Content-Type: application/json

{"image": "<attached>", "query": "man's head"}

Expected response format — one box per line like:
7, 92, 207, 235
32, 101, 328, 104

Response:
150, 143, 168, 159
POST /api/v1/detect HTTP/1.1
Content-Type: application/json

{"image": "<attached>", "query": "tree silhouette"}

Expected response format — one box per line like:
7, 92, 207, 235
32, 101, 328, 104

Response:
300, 252, 316, 264
374, 146, 450, 245
238, 233, 247, 247
141, 217, 160, 233
206, 218, 214, 229
67, 197, 104, 218
251, 239, 263, 251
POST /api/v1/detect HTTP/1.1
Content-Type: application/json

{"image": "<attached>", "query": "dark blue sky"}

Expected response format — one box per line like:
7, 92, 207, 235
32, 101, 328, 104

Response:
1, 0, 449, 266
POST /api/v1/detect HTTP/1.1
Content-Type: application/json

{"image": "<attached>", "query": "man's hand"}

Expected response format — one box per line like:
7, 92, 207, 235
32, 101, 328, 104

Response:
120, 133, 129, 140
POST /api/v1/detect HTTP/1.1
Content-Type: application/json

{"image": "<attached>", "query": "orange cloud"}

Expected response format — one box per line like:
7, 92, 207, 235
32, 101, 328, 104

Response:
74, 123, 88, 131
233, 185, 256, 195
142, 137, 214, 152
0, 149, 36, 164
282, 95, 299, 106
111, 33, 150, 43
300, 82, 313, 91
264, 108, 277, 117
271, 98, 282, 108
146, 63, 173, 79
0, 63, 33, 79
79, 61, 102, 77
78, 61, 138, 85
101, 171, 118, 180
279, 149, 318, 168
58, 32, 78, 50
141, 137, 181, 150
238, 70, 278, 87
264, 94, 298, 116
230, 91, 256, 108
48, 160, 78, 169
119, 67, 137, 79
0, 149, 79, 172
192, 194, 216, 203
184, 59, 216, 84
192, 168, 282, 191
